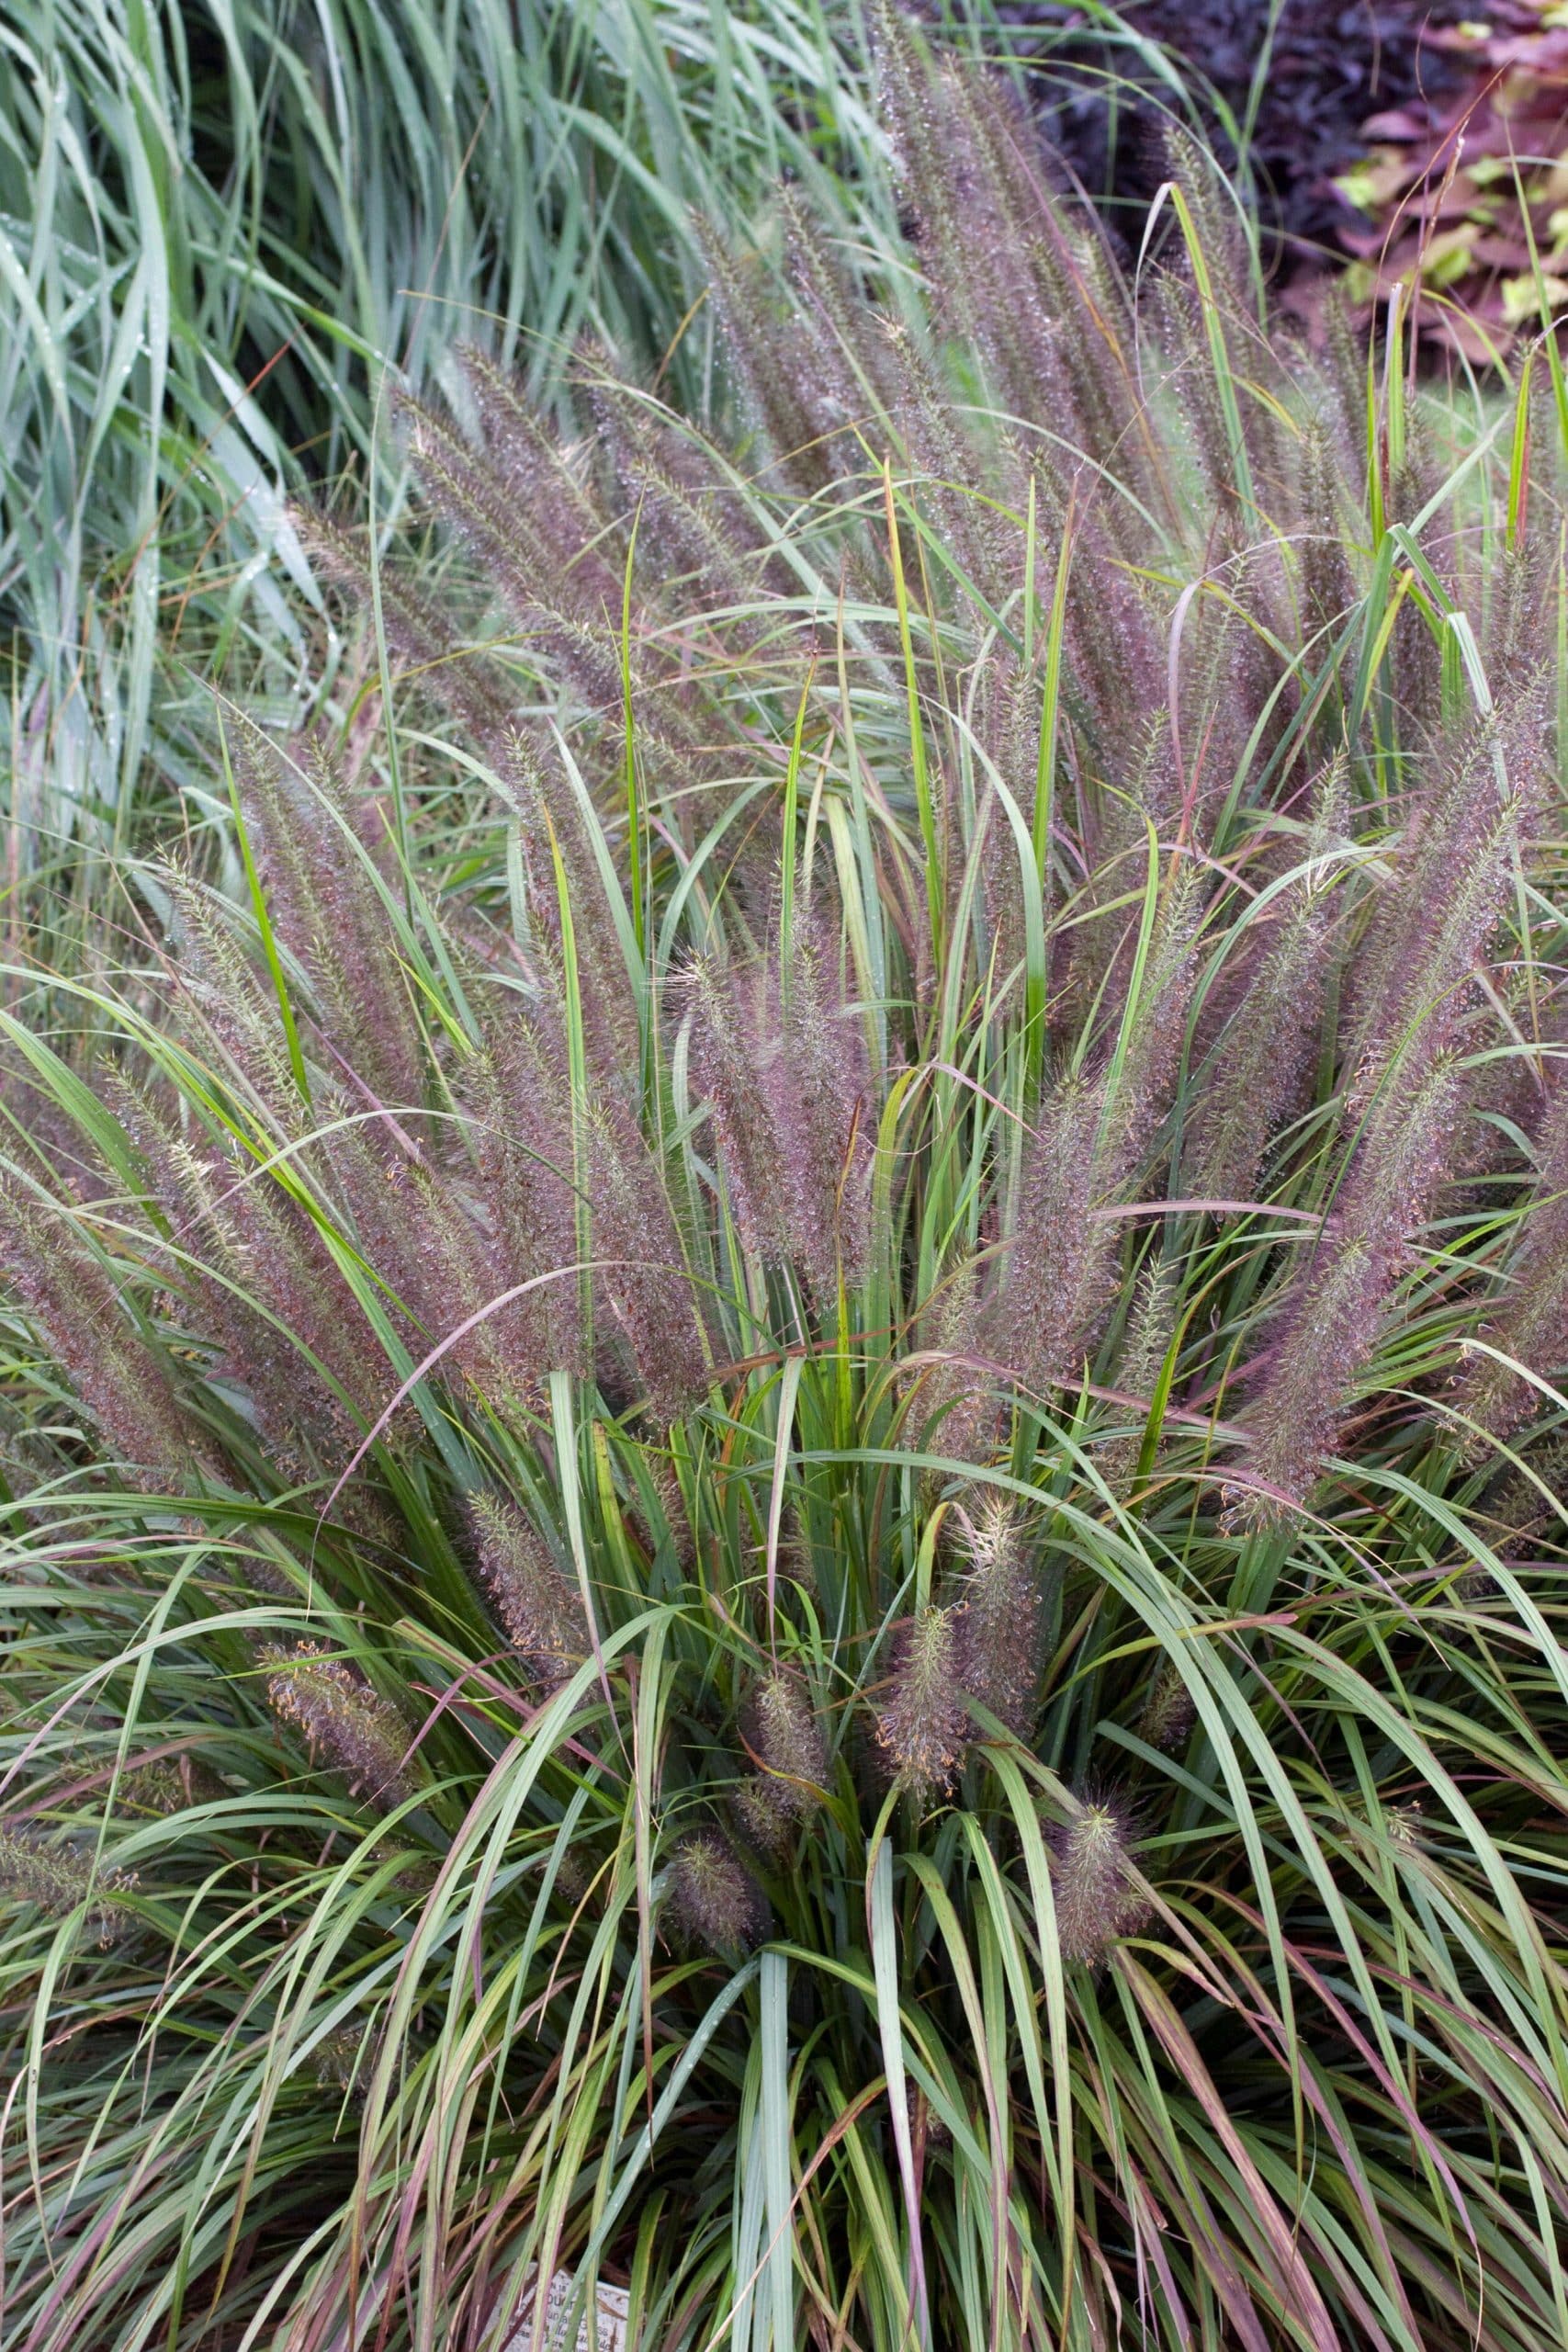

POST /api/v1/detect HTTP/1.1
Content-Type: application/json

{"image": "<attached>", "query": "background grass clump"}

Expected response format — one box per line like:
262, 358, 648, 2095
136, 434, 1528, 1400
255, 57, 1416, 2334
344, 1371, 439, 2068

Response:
5, 8, 1568, 2352
0, 0, 906, 910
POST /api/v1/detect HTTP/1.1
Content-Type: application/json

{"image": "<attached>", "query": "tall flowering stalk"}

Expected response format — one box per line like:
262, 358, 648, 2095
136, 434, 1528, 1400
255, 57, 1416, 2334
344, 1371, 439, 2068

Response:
0, 1179, 206, 1492
1239, 1050, 1464, 1515
1459, 1070, 1568, 1445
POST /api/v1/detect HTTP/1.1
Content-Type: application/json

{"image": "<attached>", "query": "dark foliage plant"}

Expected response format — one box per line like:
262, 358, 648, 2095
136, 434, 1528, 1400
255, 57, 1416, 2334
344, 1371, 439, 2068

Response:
975, 0, 1470, 261
1335, 2, 1568, 358
3, 10, 1568, 2348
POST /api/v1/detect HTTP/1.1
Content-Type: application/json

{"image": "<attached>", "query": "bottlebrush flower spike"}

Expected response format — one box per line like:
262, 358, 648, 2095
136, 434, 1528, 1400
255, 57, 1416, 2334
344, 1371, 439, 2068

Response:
777, 185, 903, 442
312, 1068, 553, 1415
1458, 1067, 1568, 1447
161, 867, 303, 1126
289, 503, 516, 748
664, 1829, 772, 1956
393, 389, 591, 642
873, 0, 1145, 499
585, 1098, 709, 1425
875, 1604, 969, 1801
1049, 1792, 1151, 1968
885, 314, 1014, 609
107, 1072, 361, 1453
236, 728, 425, 1115
1135, 1660, 1197, 1753
907, 1254, 998, 1468
991, 1075, 1118, 1396
954, 1494, 1041, 1736
452, 344, 618, 605
733, 1669, 827, 1857
976, 650, 1048, 980
1187, 758, 1347, 1205
468, 1015, 583, 1378
468, 1491, 588, 1687
587, 377, 783, 634
261, 1643, 414, 1810
1104, 861, 1202, 1166
1238, 1050, 1463, 1518
394, 381, 634, 732
400, 1158, 549, 1416
0, 1177, 207, 1494
1297, 415, 1355, 653
764, 901, 872, 1297
1348, 692, 1547, 1089
683, 954, 785, 1265
1100, 1264, 1176, 1497
0, 1829, 138, 1948
693, 217, 841, 498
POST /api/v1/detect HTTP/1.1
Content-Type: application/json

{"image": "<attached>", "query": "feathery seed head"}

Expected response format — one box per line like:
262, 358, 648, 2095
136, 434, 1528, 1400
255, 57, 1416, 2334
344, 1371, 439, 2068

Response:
740, 1670, 827, 1828
113, 1754, 221, 1817
0, 1828, 138, 1947
1049, 1792, 1150, 1969
664, 1830, 772, 1957
953, 1495, 1041, 1736
875, 1604, 969, 1801
1476, 1430, 1568, 1562
1186, 785, 1342, 1209
765, 902, 873, 1295
261, 1643, 414, 1810
0, 1177, 206, 1493
243, 729, 425, 1114
468, 1492, 588, 1687
684, 955, 785, 1264
991, 1075, 1118, 1395
1100, 1265, 1175, 1494
290, 502, 517, 744
585, 1099, 709, 1424
470, 1012, 584, 1379
1457, 1070, 1568, 1446
1239, 1051, 1464, 1517
1135, 1661, 1197, 1753
907, 1254, 999, 1469
731, 1777, 796, 1863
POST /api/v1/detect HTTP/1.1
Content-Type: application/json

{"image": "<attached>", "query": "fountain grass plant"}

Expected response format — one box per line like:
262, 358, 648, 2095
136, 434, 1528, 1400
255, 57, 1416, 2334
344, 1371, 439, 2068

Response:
3, 11, 1568, 2348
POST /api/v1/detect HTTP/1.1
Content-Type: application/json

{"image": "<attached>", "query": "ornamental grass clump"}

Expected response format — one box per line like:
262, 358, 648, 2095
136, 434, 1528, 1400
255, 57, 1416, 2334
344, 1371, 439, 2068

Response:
4, 13, 1568, 2349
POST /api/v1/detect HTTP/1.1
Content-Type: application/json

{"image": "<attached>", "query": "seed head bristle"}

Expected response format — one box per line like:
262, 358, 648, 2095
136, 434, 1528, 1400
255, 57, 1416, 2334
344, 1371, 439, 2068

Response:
585, 1097, 708, 1425
765, 902, 873, 1297
1186, 759, 1346, 1205
991, 1075, 1117, 1395
907, 1254, 998, 1469
1458, 1069, 1568, 1446
684, 954, 786, 1265
1238, 1051, 1464, 1518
